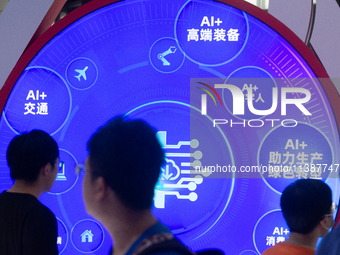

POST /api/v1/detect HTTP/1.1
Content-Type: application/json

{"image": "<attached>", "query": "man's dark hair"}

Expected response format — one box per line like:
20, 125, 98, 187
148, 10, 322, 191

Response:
281, 179, 332, 235
6, 130, 59, 182
87, 116, 165, 211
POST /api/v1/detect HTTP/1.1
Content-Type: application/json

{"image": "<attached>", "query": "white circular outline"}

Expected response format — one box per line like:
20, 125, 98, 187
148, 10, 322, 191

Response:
3, 66, 72, 136
253, 209, 283, 255
174, 0, 249, 67
149, 37, 186, 74
257, 122, 334, 195
239, 250, 257, 255
65, 57, 99, 91
56, 217, 69, 254
223, 65, 277, 121
48, 148, 79, 195
125, 100, 235, 240
70, 219, 105, 253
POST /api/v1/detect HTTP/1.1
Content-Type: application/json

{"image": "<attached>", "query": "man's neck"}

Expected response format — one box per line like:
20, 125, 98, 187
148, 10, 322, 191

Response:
8, 180, 42, 199
285, 232, 318, 250
102, 209, 157, 255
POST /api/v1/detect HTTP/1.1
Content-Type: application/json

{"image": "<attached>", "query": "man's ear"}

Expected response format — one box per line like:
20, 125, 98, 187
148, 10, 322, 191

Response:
320, 216, 327, 228
319, 215, 332, 232
93, 176, 108, 201
40, 162, 52, 176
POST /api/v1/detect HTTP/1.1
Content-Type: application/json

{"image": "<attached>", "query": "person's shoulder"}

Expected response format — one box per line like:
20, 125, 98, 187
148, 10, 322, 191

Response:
0, 190, 8, 203
31, 199, 53, 211
262, 245, 277, 255
134, 224, 193, 255
149, 248, 224, 255
321, 224, 340, 242
0, 191, 40, 212
0, 191, 36, 201
316, 226, 340, 255
29, 199, 56, 220
149, 251, 186, 255
17, 195, 57, 225
262, 242, 288, 255
262, 242, 314, 255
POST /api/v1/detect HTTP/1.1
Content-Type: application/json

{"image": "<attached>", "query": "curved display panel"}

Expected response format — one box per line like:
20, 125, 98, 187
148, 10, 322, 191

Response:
0, 0, 339, 254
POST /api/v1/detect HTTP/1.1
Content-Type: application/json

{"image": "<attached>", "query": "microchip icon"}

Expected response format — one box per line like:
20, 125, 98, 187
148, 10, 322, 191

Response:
154, 131, 204, 209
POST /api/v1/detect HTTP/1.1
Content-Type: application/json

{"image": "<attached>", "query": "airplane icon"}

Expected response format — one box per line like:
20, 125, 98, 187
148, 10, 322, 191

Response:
75, 66, 89, 81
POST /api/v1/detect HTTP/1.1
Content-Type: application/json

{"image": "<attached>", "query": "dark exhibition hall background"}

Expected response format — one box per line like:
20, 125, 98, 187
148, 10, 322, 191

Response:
0, 0, 340, 254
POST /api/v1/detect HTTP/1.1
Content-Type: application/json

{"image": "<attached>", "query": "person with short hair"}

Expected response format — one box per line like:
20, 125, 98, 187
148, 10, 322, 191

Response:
0, 130, 60, 255
262, 179, 333, 255
315, 217, 340, 255
82, 116, 192, 255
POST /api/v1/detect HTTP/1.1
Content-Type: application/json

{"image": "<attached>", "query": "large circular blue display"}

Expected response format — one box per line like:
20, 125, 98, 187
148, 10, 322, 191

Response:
0, 0, 339, 254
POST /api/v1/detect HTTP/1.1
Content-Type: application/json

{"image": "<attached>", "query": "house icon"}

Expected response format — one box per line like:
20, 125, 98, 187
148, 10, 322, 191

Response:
81, 230, 94, 243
